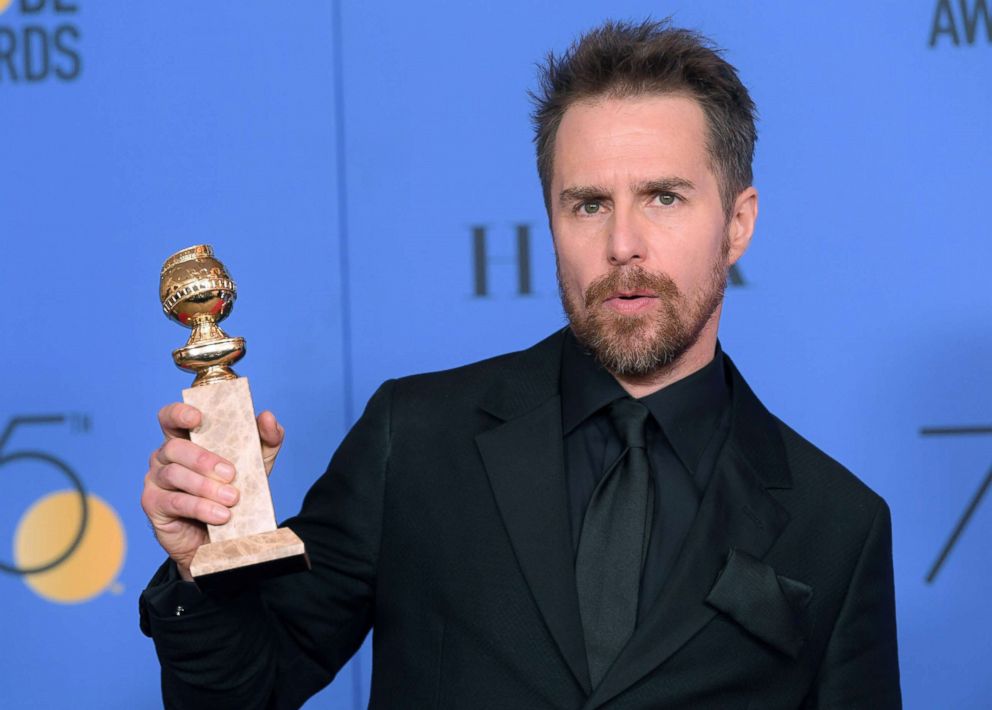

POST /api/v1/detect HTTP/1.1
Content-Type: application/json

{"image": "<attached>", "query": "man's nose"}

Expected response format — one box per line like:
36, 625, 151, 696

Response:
607, 205, 647, 265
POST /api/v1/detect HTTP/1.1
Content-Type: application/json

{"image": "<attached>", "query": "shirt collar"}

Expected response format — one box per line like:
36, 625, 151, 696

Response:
638, 340, 729, 473
560, 329, 628, 435
560, 329, 731, 472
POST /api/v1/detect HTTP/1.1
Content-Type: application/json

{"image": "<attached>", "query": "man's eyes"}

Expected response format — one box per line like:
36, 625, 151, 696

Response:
570, 192, 680, 216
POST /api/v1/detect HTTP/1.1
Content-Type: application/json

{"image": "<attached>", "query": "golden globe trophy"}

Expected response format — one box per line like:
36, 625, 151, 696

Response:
160, 245, 309, 591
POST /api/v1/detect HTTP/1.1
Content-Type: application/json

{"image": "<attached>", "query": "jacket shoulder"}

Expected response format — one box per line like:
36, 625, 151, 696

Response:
774, 417, 888, 515
385, 330, 565, 417
394, 350, 515, 405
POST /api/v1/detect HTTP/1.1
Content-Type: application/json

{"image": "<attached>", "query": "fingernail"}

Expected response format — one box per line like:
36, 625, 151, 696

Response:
211, 505, 230, 522
182, 410, 197, 426
218, 486, 237, 505
215, 463, 235, 481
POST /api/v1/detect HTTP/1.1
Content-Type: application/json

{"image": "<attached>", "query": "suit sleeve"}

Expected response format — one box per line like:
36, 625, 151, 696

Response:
804, 499, 902, 709
140, 380, 395, 709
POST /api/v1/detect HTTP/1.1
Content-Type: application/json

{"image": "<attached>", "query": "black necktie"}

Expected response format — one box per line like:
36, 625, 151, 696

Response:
575, 397, 653, 687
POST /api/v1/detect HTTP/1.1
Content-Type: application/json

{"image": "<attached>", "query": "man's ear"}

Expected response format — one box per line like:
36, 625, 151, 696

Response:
727, 186, 758, 265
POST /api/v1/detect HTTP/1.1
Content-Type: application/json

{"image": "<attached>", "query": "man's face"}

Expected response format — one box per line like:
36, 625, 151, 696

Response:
550, 94, 753, 378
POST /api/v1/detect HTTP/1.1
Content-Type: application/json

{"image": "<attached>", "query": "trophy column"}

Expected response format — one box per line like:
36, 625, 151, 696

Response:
161, 245, 309, 591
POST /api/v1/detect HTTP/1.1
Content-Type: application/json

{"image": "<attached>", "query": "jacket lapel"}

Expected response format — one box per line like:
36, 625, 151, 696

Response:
581, 356, 793, 710
475, 331, 592, 694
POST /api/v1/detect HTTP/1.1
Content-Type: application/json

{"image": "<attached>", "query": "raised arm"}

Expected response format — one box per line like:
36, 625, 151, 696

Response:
139, 381, 394, 708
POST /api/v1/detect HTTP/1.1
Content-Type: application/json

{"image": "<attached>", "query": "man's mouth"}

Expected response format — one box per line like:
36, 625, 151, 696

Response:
580, 265, 681, 311
609, 290, 656, 301
602, 291, 658, 313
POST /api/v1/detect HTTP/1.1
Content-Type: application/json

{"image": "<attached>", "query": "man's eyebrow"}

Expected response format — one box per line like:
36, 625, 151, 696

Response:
558, 185, 610, 205
634, 177, 697, 194
558, 178, 697, 206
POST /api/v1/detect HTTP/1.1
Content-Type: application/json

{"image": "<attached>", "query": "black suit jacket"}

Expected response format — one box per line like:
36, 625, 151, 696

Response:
141, 330, 901, 709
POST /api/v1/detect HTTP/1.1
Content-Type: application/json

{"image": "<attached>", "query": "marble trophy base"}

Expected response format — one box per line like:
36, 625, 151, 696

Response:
190, 527, 309, 592
183, 376, 310, 593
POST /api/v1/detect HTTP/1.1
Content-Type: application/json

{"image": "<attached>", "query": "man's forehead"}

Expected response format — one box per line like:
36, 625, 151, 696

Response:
552, 94, 713, 189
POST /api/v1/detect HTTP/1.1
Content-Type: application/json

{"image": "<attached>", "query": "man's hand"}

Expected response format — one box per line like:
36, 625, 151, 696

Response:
141, 403, 285, 582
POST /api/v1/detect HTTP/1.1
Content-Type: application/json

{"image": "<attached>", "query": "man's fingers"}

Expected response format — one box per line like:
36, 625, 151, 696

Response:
158, 403, 202, 440
153, 438, 236, 483
157, 490, 232, 526
257, 410, 284, 448
152, 463, 240, 507
257, 410, 284, 475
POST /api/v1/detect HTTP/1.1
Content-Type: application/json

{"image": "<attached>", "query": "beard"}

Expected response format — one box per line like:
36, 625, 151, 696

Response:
558, 252, 728, 379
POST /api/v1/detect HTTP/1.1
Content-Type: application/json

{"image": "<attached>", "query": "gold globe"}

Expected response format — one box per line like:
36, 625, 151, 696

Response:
160, 245, 246, 386
160, 245, 236, 325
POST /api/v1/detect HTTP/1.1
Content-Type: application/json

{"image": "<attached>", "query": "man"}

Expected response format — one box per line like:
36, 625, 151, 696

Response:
141, 19, 901, 709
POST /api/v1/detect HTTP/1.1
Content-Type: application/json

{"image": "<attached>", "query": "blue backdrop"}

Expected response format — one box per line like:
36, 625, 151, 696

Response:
1, 1, 989, 707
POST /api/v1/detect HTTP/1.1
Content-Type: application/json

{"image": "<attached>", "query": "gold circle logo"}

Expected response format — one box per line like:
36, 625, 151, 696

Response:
14, 491, 126, 604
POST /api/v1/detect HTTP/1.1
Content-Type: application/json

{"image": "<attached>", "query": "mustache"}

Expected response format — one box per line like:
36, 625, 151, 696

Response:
583, 266, 681, 309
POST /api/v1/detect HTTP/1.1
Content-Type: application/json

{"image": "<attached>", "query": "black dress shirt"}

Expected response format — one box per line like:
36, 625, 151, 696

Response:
560, 329, 733, 622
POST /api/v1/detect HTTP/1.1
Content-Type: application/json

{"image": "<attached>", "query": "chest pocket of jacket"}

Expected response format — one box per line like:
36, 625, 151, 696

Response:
705, 548, 814, 659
